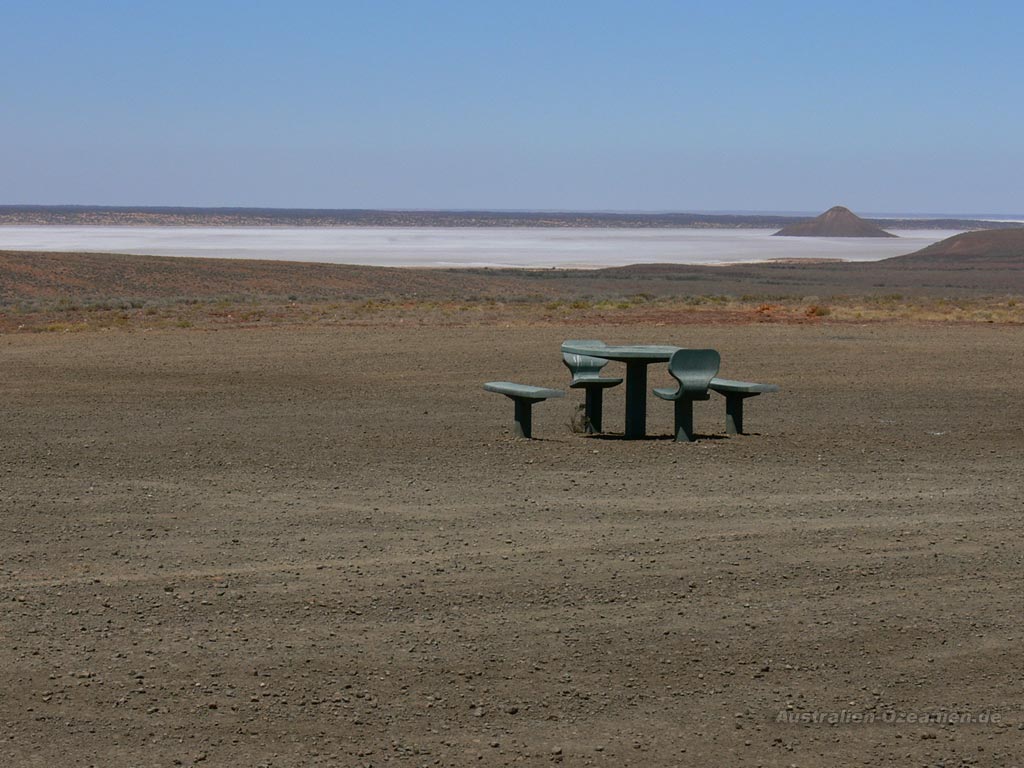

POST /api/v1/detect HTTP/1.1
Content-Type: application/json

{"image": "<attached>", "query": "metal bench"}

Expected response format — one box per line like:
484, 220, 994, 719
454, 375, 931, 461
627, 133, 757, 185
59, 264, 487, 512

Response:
483, 381, 565, 439
561, 339, 622, 433
709, 378, 779, 435
652, 349, 721, 442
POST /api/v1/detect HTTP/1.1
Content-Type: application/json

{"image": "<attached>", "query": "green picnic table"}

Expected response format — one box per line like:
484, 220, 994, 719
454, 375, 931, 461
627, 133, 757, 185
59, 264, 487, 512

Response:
560, 341, 780, 439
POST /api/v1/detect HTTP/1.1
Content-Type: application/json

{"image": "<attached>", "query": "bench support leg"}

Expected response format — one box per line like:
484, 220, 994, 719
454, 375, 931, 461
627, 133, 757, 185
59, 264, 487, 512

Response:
724, 394, 744, 435
725, 393, 759, 435
584, 387, 603, 434
512, 398, 533, 439
673, 397, 696, 443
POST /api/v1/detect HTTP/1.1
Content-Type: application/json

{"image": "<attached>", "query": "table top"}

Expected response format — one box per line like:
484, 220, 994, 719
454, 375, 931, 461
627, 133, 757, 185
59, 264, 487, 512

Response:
560, 342, 680, 363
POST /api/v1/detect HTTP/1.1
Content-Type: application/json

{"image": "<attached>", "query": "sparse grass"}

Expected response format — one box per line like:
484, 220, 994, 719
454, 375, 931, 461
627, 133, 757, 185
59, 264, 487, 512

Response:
40, 322, 90, 333
3, 292, 1024, 333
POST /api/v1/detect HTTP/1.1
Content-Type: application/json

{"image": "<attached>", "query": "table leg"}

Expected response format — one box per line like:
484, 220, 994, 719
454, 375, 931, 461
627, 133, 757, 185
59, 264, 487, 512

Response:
624, 362, 648, 439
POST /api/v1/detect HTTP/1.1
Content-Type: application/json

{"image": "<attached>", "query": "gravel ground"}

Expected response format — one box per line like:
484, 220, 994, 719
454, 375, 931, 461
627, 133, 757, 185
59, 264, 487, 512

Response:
2, 321, 1023, 767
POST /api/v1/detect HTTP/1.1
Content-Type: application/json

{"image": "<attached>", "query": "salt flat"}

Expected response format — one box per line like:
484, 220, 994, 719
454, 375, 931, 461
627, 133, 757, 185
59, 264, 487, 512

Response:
0, 225, 958, 267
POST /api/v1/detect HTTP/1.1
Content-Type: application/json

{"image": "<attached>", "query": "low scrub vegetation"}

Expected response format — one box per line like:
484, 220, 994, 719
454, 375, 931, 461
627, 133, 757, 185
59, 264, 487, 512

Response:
2, 292, 1023, 333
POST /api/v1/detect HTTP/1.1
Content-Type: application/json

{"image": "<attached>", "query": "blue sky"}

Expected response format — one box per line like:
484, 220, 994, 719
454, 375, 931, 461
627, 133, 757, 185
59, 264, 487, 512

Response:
3, 1, 1022, 213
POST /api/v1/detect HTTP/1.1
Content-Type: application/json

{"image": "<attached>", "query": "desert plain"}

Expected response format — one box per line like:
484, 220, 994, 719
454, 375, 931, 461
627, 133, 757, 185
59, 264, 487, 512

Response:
2, 247, 1024, 767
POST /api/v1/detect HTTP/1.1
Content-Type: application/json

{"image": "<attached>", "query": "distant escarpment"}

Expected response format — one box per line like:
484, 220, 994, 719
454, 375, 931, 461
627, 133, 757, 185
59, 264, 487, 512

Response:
887, 228, 1024, 266
0, 205, 1018, 231
774, 206, 897, 238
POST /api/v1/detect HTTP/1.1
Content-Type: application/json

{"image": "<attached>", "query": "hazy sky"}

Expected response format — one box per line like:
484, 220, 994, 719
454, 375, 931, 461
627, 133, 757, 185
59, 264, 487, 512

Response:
3, 1, 1022, 214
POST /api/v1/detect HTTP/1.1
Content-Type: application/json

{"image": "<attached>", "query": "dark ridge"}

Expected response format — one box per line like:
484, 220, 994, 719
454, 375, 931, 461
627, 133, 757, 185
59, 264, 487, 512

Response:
4, 247, 1024, 305
887, 228, 1024, 266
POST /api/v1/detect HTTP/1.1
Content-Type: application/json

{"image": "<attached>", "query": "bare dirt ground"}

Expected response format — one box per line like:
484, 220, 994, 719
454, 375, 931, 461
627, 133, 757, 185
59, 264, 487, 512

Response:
2, 319, 1023, 767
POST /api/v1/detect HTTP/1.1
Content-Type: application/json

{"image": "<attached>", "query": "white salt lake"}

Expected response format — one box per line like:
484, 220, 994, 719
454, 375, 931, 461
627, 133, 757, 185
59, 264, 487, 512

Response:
0, 226, 961, 268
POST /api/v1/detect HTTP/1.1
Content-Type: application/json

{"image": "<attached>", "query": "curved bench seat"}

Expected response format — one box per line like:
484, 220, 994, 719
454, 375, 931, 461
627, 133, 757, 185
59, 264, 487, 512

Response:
561, 340, 622, 433
652, 349, 720, 442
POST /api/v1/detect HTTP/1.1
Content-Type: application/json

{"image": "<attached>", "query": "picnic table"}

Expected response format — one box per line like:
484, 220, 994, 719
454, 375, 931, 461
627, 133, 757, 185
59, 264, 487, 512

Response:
559, 342, 679, 438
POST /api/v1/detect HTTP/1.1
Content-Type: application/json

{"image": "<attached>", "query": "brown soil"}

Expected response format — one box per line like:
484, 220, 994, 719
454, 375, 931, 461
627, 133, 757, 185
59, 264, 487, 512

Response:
3, 319, 1023, 767
774, 206, 897, 238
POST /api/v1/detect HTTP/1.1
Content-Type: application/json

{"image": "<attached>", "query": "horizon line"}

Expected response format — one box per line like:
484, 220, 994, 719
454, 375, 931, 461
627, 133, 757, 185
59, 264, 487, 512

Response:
2, 203, 1023, 220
